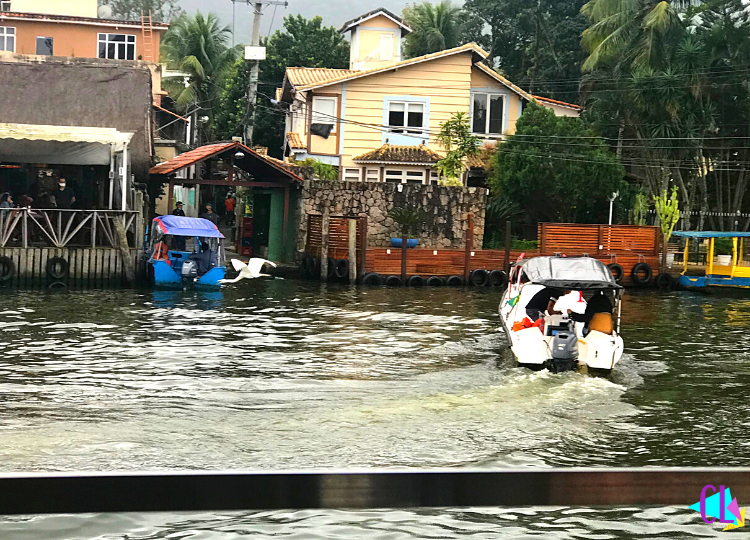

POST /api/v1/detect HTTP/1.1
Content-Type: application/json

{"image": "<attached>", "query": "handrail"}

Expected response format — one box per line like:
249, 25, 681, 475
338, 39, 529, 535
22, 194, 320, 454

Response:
0, 468, 748, 515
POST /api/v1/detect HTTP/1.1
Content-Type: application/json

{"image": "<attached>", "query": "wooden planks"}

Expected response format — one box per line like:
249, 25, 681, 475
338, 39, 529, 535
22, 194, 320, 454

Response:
537, 223, 660, 257
0, 247, 135, 288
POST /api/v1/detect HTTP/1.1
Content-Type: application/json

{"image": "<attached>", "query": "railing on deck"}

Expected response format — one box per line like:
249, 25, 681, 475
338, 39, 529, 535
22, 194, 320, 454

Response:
0, 468, 747, 514
0, 209, 139, 249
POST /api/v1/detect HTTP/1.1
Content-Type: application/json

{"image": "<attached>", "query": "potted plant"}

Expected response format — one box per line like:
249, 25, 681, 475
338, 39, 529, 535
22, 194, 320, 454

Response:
388, 206, 426, 248
714, 237, 733, 266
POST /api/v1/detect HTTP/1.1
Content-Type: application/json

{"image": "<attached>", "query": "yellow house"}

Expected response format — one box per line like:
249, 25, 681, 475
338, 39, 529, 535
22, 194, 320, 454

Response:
277, 7, 577, 185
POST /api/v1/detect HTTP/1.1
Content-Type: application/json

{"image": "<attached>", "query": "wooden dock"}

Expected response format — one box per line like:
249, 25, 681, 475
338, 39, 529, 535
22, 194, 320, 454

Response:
0, 247, 139, 288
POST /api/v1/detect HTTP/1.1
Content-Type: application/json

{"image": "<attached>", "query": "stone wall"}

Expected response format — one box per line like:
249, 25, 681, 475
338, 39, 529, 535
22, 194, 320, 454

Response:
297, 181, 487, 251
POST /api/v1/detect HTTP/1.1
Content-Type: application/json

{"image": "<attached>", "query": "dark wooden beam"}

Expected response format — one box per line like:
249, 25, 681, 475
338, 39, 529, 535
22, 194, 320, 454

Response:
169, 179, 293, 188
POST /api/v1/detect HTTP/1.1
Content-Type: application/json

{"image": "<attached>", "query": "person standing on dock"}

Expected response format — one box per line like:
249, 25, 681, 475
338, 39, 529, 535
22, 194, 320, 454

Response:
171, 202, 186, 250
54, 179, 76, 209
201, 202, 220, 226
171, 201, 186, 217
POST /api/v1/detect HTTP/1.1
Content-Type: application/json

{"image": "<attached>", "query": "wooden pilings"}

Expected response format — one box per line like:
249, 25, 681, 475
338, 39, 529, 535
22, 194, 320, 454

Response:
0, 247, 139, 288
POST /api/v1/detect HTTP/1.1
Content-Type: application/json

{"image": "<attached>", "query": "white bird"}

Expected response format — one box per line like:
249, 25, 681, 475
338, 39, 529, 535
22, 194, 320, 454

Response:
220, 258, 277, 283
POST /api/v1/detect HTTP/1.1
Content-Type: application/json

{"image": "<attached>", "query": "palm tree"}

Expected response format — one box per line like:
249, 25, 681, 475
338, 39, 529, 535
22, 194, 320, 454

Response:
161, 12, 239, 141
580, 0, 685, 72
402, 1, 468, 58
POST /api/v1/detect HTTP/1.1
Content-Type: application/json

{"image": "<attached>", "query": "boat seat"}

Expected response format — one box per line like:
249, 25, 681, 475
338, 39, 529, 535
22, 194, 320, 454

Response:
589, 312, 613, 335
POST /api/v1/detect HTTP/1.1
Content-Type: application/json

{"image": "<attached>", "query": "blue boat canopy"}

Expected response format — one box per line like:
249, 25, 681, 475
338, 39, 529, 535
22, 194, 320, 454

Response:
672, 231, 750, 239
153, 216, 224, 238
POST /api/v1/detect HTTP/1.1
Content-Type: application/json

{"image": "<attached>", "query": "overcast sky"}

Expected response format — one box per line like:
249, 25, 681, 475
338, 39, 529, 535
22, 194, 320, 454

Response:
177, 0, 421, 44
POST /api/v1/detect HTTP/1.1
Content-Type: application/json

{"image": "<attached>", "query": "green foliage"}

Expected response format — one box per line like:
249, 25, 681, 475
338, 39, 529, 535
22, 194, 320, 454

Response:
402, 1, 485, 58
487, 102, 625, 229
714, 237, 734, 256
436, 112, 480, 185
290, 158, 339, 181
100, 0, 183, 22
389, 206, 429, 237
463, 0, 588, 102
161, 12, 238, 142
215, 15, 349, 156
633, 192, 649, 225
654, 186, 680, 240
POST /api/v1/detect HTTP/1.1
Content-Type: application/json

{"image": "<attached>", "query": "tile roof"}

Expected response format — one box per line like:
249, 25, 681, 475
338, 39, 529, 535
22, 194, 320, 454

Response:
533, 95, 582, 111
150, 142, 303, 181
353, 144, 443, 165
0, 11, 169, 28
294, 43, 489, 92
286, 67, 355, 88
286, 132, 305, 149
339, 7, 412, 34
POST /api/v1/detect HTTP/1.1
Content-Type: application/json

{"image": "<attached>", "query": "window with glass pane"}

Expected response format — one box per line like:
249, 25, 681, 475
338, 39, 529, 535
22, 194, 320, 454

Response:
98, 33, 136, 60
0, 2, 11, 13
36, 37, 53, 56
472, 93, 505, 135
406, 104, 424, 134
312, 97, 336, 128
0, 26, 14, 52
388, 103, 405, 133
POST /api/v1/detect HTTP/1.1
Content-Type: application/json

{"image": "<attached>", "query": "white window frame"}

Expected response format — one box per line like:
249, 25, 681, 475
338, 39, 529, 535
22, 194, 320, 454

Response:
0, 26, 15, 52
98, 33, 137, 60
343, 167, 361, 182
471, 91, 506, 136
0, 2, 11, 13
311, 96, 337, 134
384, 169, 427, 185
385, 99, 428, 138
365, 168, 380, 182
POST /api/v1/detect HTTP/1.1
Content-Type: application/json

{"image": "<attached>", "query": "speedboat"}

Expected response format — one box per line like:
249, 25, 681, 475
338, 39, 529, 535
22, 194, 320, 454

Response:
498, 256, 624, 373
146, 215, 226, 289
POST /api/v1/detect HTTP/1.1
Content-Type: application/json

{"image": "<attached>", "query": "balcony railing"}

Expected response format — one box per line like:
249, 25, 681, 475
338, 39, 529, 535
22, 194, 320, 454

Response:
0, 208, 139, 249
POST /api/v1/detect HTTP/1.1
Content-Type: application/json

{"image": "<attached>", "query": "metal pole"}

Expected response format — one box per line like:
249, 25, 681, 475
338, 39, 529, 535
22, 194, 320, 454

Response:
121, 143, 128, 212
608, 199, 614, 225
244, 2, 263, 146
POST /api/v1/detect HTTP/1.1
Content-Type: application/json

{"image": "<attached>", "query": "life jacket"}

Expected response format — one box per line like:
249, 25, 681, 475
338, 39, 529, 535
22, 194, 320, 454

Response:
153, 242, 171, 265
589, 312, 613, 335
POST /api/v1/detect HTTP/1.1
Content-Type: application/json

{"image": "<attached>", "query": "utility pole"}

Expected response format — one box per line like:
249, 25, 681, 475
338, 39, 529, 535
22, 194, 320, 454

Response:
245, 1, 263, 146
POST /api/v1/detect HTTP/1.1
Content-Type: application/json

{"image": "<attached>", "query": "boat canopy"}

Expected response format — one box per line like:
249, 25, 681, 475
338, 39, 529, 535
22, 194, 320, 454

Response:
518, 256, 621, 291
672, 231, 750, 239
152, 216, 225, 238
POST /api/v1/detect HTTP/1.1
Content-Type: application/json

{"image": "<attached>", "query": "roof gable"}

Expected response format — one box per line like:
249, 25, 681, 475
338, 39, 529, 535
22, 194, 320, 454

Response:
340, 7, 411, 35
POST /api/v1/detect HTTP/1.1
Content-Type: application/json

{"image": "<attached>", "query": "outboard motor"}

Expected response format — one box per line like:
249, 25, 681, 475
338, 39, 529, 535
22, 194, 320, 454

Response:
181, 260, 198, 286
547, 332, 579, 373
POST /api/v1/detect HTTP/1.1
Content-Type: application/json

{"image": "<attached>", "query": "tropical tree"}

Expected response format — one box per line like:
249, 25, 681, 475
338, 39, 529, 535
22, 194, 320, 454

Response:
101, 0, 184, 22
161, 12, 239, 142
435, 112, 480, 186
402, 1, 484, 58
216, 15, 349, 157
488, 103, 625, 232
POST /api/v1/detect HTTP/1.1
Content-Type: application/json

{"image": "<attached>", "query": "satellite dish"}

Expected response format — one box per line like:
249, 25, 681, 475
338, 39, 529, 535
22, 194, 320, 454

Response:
98, 5, 113, 18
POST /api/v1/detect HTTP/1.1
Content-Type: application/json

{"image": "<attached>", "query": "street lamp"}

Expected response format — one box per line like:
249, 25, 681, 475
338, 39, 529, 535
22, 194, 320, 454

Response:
608, 191, 619, 226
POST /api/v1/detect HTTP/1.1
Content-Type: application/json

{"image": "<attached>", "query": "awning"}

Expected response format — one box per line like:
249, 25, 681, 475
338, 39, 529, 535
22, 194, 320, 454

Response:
0, 123, 134, 166
519, 256, 622, 291
153, 216, 224, 238
673, 231, 750, 239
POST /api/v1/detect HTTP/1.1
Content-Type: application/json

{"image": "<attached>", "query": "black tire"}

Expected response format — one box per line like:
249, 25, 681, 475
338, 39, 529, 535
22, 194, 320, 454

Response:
362, 272, 384, 286
300, 256, 311, 278
310, 257, 320, 278
407, 275, 425, 287
426, 276, 444, 287
326, 258, 336, 279
48, 281, 67, 290
631, 262, 653, 286
384, 275, 402, 287
470, 268, 489, 286
489, 270, 508, 288
334, 259, 349, 279
445, 275, 464, 287
47, 256, 69, 280
0, 255, 14, 283
607, 263, 624, 283
656, 272, 673, 290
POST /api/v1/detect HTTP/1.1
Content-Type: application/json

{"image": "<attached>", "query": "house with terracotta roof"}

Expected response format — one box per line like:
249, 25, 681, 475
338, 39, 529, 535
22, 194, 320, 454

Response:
276, 7, 578, 186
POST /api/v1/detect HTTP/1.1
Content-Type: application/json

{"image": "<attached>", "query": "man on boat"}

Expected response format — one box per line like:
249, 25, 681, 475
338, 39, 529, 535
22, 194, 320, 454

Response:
526, 288, 568, 321
568, 291, 613, 336
171, 202, 186, 250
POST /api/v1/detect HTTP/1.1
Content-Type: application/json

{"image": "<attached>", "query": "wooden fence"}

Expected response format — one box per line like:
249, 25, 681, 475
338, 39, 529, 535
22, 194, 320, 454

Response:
306, 214, 366, 260
538, 223, 660, 257
0, 247, 139, 288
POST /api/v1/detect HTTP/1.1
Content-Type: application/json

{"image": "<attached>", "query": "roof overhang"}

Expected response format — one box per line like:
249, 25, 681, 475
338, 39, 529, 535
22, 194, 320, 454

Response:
0, 12, 169, 29
0, 123, 134, 165
353, 160, 436, 166
339, 8, 412, 35
473, 63, 534, 102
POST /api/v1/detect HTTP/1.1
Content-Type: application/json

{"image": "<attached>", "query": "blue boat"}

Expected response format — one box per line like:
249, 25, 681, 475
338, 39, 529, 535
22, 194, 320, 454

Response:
672, 231, 750, 291
146, 215, 226, 289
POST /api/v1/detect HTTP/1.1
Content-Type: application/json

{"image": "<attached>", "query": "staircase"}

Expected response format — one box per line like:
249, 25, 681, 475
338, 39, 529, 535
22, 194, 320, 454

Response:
141, 10, 154, 62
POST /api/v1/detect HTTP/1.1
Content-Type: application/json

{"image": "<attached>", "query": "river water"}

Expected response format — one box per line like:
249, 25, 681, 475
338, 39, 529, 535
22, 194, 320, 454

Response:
0, 282, 748, 538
